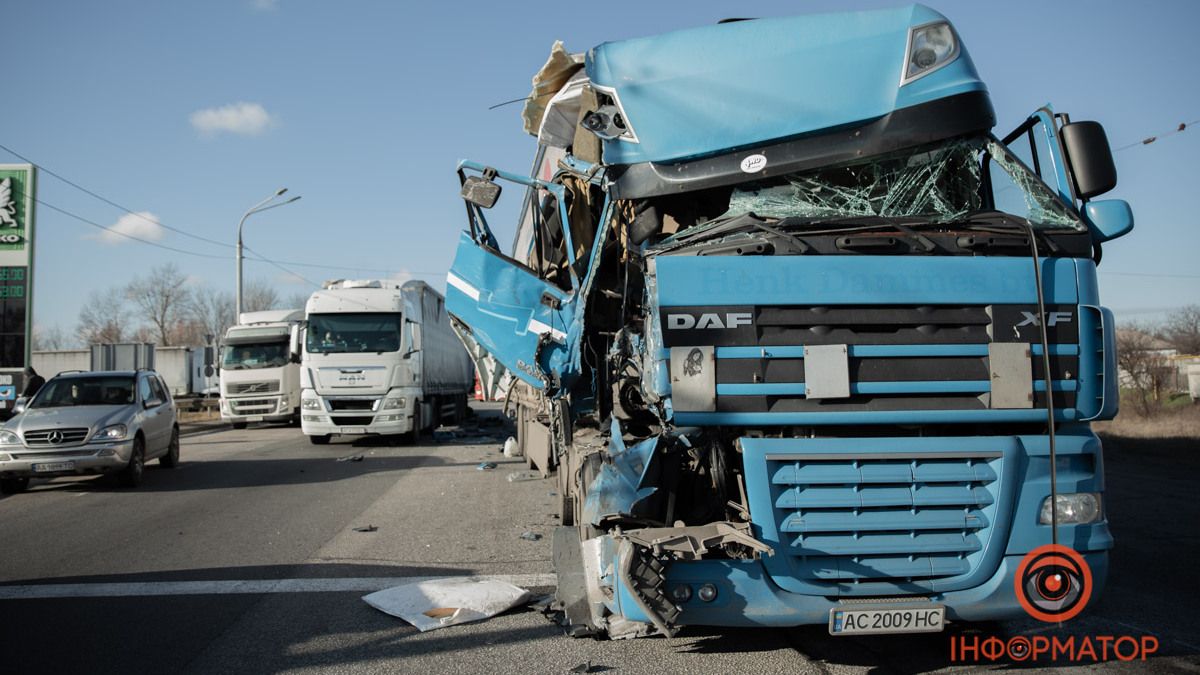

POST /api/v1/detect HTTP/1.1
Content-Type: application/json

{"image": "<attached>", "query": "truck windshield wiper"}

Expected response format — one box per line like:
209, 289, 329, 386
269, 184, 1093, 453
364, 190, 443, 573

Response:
659, 212, 811, 253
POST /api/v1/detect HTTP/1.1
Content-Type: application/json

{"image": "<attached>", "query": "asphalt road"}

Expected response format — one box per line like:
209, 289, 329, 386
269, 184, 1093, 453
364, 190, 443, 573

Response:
1, 405, 1197, 674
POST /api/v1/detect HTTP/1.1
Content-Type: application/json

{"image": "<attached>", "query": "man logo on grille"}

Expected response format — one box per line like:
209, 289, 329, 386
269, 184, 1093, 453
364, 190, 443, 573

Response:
47, 430, 65, 444
1014, 544, 1093, 622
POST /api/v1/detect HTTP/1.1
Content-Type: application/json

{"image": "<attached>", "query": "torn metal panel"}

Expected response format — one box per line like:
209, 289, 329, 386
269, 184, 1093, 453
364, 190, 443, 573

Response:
623, 521, 773, 560
521, 41, 585, 137
580, 419, 660, 527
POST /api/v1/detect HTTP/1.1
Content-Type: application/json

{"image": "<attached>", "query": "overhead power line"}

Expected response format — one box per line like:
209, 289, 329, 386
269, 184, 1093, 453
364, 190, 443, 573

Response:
0, 142, 443, 281
1114, 118, 1199, 151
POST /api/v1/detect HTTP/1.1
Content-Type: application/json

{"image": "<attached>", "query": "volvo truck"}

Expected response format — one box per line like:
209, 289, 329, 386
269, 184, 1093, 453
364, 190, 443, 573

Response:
300, 279, 473, 445
219, 309, 303, 428
446, 6, 1132, 639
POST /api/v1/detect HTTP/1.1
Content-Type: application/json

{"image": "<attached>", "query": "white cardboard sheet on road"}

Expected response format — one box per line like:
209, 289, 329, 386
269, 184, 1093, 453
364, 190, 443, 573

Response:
363, 577, 533, 632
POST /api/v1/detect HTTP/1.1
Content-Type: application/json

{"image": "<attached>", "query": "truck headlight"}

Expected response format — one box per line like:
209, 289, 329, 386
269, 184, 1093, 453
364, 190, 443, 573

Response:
382, 397, 406, 410
0, 430, 20, 446
903, 21, 958, 84
92, 424, 128, 442
1039, 493, 1102, 525
301, 398, 322, 410
278, 397, 290, 411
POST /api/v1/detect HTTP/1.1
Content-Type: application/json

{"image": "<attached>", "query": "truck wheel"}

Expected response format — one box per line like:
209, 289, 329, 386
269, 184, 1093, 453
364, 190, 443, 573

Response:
0, 477, 30, 494
308, 434, 331, 445
406, 403, 423, 445
160, 428, 181, 467
118, 437, 146, 488
231, 422, 247, 430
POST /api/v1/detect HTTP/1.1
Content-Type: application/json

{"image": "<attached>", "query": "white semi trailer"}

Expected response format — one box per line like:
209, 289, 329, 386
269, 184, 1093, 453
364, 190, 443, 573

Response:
219, 309, 304, 428
300, 279, 473, 445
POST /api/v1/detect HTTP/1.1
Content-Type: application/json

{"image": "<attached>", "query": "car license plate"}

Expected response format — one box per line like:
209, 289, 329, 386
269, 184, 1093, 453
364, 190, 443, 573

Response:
341, 427, 367, 434
32, 461, 75, 473
829, 605, 944, 635
246, 416, 264, 423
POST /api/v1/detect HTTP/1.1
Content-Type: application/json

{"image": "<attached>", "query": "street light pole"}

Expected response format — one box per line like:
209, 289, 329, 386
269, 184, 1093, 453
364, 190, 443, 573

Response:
236, 188, 301, 320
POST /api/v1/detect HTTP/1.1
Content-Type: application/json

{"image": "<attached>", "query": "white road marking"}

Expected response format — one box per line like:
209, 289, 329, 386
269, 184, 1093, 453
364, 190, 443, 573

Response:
0, 573, 556, 600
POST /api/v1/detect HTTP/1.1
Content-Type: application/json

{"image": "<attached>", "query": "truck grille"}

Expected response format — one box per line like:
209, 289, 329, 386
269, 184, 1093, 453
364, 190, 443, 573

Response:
327, 399, 377, 412
330, 415, 373, 426
23, 428, 90, 446
743, 438, 1010, 596
665, 304, 1086, 421
227, 381, 280, 395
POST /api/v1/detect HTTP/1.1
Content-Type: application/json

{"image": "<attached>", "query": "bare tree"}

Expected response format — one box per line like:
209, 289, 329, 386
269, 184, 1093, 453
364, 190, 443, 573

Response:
1163, 305, 1200, 355
190, 286, 236, 346
1117, 324, 1175, 415
32, 324, 71, 350
125, 263, 193, 346
77, 288, 129, 345
241, 279, 280, 315
282, 291, 312, 312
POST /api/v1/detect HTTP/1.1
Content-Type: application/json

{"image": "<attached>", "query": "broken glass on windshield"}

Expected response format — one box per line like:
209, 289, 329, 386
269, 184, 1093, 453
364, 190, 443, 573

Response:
712, 136, 1081, 230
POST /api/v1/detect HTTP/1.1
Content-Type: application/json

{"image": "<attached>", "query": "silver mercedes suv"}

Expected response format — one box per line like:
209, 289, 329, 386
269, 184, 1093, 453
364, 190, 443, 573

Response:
0, 370, 179, 494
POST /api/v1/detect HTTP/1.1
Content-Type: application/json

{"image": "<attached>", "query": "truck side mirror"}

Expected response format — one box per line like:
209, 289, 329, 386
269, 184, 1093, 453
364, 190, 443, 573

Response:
404, 319, 422, 358
290, 325, 303, 363
461, 176, 502, 209
1061, 121, 1117, 200
1083, 199, 1134, 242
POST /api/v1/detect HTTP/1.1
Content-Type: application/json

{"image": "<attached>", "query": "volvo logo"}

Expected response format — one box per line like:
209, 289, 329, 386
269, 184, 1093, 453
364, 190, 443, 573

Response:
47, 430, 65, 444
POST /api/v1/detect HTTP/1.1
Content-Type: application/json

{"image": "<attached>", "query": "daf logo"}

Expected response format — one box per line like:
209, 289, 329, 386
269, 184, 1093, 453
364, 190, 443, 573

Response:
666, 312, 753, 330
1015, 311, 1073, 328
47, 430, 64, 444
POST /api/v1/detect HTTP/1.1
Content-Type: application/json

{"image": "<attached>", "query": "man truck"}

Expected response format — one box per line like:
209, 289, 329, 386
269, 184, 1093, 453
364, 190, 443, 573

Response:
220, 309, 304, 429
300, 279, 473, 445
446, 6, 1131, 639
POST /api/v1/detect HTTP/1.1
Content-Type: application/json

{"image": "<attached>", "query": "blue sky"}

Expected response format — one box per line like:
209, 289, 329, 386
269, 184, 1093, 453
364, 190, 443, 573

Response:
6, 0, 1199, 337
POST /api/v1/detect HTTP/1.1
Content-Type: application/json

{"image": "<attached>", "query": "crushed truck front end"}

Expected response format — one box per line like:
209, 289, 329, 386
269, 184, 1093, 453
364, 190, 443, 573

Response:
445, 4, 1131, 639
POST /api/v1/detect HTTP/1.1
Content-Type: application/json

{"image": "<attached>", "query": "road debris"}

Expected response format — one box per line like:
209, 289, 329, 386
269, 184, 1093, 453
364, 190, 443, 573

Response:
337, 454, 365, 463
520, 531, 542, 541
353, 525, 378, 533
503, 436, 518, 457
568, 662, 592, 674
362, 577, 533, 632
477, 462, 498, 470
507, 470, 542, 482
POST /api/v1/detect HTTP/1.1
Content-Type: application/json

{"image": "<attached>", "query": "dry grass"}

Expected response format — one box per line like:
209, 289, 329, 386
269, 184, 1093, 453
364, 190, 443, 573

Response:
1093, 401, 1200, 439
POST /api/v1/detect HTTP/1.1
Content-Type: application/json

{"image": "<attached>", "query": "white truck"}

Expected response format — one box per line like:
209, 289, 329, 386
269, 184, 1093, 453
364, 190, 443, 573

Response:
219, 309, 304, 429
300, 279, 473, 445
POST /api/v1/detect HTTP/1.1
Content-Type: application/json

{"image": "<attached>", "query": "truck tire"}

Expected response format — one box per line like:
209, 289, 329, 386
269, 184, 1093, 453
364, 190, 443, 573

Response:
406, 403, 423, 445
308, 434, 331, 445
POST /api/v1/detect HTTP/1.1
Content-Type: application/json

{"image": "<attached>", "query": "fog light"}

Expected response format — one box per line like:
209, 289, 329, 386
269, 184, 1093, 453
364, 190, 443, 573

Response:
670, 585, 692, 603
302, 415, 324, 423
96, 448, 116, 457
0, 452, 11, 461
377, 414, 401, 422
697, 583, 718, 602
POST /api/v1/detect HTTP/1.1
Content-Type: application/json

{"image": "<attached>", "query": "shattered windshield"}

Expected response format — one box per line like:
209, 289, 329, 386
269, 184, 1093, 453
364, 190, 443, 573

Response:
689, 136, 1082, 235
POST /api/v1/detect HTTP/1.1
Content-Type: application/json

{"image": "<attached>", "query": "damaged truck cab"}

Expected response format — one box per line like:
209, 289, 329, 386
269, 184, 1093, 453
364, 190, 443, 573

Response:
447, 5, 1132, 639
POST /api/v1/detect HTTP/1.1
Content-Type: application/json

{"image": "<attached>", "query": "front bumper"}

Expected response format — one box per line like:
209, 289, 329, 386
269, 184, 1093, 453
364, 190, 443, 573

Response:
613, 551, 1109, 628
300, 413, 412, 437
0, 440, 136, 478
221, 395, 294, 422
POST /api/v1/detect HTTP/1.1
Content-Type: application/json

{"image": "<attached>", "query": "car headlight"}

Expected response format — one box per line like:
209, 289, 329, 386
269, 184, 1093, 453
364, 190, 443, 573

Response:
382, 397, 406, 410
0, 430, 22, 446
903, 21, 958, 84
92, 424, 128, 442
1039, 493, 1102, 525
301, 398, 322, 410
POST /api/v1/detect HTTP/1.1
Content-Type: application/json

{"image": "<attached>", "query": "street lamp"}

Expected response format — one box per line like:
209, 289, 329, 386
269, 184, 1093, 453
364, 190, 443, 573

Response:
236, 188, 301, 320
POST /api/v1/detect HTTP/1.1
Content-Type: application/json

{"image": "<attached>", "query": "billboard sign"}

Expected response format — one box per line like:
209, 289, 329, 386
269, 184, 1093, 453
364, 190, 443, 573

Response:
0, 164, 34, 371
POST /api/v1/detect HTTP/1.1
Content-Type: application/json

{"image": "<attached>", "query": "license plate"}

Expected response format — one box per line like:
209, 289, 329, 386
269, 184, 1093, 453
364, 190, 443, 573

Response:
32, 461, 75, 473
246, 416, 264, 423
341, 427, 367, 434
829, 605, 944, 635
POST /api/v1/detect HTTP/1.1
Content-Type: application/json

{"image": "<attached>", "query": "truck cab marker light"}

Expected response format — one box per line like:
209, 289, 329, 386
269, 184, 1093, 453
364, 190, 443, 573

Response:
901, 22, 959, 85
697, 584, 718, 602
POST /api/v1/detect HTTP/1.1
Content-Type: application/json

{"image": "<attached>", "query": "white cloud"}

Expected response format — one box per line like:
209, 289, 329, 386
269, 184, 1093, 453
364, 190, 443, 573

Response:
92, 211, 164, 245
189, 102, 274, 137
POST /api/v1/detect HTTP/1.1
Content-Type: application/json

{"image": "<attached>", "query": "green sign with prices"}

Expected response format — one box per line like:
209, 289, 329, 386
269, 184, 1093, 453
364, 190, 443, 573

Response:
0, 164, 34, 372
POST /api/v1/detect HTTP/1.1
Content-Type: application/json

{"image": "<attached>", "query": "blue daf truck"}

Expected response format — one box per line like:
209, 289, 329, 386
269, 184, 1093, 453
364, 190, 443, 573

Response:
446, 5, 1132, 639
